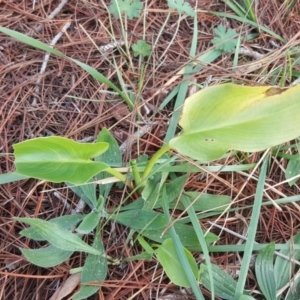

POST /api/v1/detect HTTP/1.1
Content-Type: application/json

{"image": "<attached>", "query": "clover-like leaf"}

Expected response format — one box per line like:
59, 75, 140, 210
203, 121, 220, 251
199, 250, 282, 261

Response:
167, 0, 195, 17
211, 24, 238, 53
109, 0, 143, 19
132, 40, 151, 57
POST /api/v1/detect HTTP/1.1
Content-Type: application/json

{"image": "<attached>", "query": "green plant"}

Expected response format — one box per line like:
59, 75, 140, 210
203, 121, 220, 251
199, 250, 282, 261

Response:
201, 233, 300, 300
2, 18, 300, 300
131, 40, 151, 57
167, 0, 195, 17
211, 24, 239, 53
109, 0, 144, 19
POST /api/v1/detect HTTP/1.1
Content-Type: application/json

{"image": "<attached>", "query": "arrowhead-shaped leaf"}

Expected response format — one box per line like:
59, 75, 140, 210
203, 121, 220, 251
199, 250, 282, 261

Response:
13, 136, 109, 184
169, 84, 300, 162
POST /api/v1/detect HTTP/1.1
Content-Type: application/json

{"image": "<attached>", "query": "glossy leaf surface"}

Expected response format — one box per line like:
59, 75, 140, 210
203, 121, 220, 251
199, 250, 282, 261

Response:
13, 136, 109, 184
170, 84, 300, 162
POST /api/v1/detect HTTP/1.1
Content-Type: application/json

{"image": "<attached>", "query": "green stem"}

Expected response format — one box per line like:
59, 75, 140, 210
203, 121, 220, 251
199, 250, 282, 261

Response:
105, 167, 127, 183
130, 159, 142, 189
142, 144, 171, 180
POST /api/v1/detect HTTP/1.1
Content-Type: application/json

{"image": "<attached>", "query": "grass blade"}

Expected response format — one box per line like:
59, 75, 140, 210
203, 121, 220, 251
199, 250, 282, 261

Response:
234, 157, 268, 299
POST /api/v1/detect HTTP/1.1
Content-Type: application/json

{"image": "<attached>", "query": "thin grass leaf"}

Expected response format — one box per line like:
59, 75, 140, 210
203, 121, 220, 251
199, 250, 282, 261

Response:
234, 158, 268, 299
164, 12, 199, 142
181, 195, 215, 298
207, 244, 300, 253
0, 26, 133, 108
223, 0, 256, 22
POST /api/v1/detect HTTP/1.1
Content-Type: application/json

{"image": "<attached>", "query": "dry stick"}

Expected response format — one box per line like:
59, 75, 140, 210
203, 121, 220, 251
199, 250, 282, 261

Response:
32, 21, 71, 106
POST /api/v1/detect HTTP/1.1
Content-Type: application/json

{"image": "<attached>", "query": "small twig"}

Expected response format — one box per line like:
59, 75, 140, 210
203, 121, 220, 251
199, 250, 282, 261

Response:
238, 46, 264, 59
32, 21, 71, 106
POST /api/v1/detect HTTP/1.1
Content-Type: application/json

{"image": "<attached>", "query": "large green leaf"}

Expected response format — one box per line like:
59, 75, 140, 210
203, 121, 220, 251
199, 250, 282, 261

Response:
169, 84, 300, 162
13, 136, 109, 184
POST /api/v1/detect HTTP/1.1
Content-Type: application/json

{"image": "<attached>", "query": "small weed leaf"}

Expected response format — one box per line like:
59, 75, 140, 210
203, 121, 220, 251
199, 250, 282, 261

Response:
155, 238, 198, 287
20, 215, 85, 241
15, 217, 102, 255
255, 242, 276, 300
285, 159, 300, 186
109, 0, 143, 19
76, 210, 102, 234
132, 40, 151, 57
167, 0, 195, 17
211, 24, 238, 53
20, 245, 73, 268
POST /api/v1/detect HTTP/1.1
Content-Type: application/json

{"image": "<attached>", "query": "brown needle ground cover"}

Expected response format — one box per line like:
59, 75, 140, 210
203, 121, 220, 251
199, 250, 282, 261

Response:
1, 1, 300, 299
